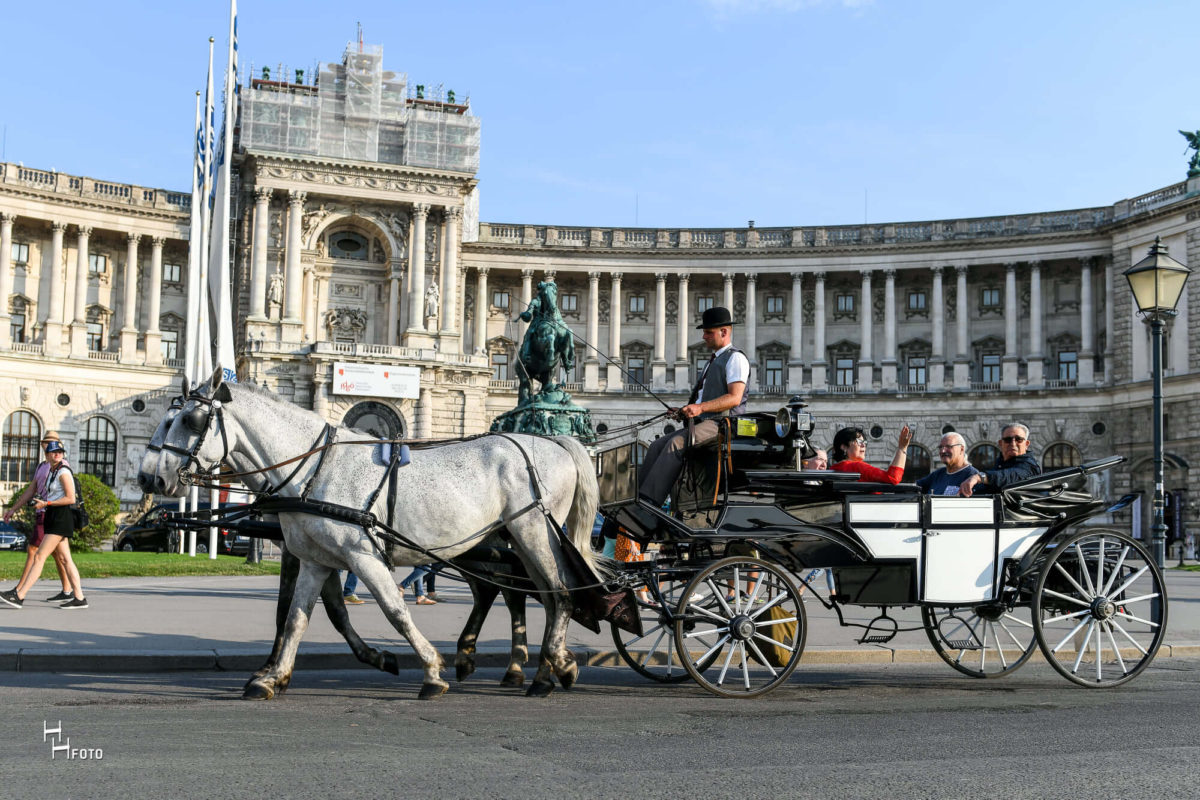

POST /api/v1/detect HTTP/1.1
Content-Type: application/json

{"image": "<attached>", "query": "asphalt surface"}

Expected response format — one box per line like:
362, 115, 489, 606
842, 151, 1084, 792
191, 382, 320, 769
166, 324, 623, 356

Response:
0, 566, 1197, 674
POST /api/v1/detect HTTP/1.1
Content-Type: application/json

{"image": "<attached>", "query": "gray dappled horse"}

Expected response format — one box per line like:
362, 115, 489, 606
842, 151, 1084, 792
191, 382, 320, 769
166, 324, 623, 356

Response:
149, 369, 602, 699
136, 401, 403, 687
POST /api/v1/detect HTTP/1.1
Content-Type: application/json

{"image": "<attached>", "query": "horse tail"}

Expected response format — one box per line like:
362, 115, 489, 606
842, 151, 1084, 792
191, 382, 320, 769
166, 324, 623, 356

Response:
552, 435, 611, 580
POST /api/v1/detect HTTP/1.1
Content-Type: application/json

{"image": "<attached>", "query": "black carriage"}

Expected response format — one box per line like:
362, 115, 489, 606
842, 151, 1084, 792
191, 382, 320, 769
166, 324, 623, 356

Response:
597, 398, 1168, 698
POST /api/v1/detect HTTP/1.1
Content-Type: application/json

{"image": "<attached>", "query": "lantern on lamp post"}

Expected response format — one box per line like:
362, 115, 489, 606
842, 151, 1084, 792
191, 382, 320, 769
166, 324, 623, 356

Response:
1124, 236, 1191, 568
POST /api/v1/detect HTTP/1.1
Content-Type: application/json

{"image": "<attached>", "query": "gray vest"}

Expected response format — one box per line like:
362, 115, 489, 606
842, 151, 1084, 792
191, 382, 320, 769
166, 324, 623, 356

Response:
695, 347, 748, 420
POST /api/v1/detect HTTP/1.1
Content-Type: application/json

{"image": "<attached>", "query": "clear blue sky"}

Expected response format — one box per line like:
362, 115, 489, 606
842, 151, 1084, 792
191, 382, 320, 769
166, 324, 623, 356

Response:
2, 1, 1195, 228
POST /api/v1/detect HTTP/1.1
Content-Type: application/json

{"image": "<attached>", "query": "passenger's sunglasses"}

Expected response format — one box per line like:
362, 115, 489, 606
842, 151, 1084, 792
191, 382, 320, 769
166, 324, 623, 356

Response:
1000, 436, 1026, 444
937, 445, 962, 452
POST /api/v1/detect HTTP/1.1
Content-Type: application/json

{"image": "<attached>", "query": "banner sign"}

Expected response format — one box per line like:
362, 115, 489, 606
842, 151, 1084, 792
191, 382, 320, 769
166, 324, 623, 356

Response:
332, 363, 420, 399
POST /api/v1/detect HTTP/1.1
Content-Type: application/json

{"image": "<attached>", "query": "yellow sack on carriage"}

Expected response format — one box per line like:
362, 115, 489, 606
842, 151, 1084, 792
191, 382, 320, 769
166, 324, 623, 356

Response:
749, 603, 797, 670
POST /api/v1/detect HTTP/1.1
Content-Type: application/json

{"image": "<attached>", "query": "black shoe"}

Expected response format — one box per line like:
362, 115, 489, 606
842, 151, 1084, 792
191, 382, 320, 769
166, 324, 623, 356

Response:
0, 589, 23, 608
59, 597, 88, 609
45, 591, 72, 603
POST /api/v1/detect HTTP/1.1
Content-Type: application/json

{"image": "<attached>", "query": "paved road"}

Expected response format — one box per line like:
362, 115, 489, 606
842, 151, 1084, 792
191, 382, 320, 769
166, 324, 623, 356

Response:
3, 659, 1199, 799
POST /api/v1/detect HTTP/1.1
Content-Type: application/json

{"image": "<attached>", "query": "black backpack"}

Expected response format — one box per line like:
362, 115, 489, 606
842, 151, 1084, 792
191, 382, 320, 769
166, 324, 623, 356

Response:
48, 465, 89, 531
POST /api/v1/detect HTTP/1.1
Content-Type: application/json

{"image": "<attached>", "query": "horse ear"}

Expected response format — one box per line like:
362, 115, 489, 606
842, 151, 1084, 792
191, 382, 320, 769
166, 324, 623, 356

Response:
215, 382, 233, 404
209, 365, 224, 394
180, 377, 189, 398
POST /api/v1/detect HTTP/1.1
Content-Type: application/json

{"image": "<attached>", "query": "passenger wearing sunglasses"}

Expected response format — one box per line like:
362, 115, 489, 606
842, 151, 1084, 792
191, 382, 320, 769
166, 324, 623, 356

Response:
959, 423, 1041, 497
829, 425, 912, 484
916, 432, 978, 496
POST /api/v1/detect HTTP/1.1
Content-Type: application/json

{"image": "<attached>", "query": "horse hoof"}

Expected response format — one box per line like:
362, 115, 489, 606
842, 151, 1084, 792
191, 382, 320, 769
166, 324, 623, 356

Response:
499, 669, 525, 688
242, 681, 275, 701
382, 652, 401, 676
456, 663, 475, 682
558, 662, 579, 691
526, 679, 555, 698
419, 682, 449, 700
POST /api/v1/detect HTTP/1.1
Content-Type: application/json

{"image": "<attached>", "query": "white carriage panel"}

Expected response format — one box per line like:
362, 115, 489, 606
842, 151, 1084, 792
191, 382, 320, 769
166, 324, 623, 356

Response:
853, 527, 923, 559
997, 527, 1046, 562
929, 497, 994, 525
847, 502, 920, 524
922, 528, 997, 603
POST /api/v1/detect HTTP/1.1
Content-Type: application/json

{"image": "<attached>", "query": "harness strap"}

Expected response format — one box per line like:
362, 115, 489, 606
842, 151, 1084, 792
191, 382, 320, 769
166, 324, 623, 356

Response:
262, 424, 333, 497
298, 425, 336, 501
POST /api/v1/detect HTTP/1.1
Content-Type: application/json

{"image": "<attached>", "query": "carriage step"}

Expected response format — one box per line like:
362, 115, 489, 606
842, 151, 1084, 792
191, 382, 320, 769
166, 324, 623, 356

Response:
859, 635, 894, 644
946, 639, 981, 650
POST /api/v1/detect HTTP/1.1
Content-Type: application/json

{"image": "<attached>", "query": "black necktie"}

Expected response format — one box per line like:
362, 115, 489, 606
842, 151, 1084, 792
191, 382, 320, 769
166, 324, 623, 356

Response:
689, 353, 717, 405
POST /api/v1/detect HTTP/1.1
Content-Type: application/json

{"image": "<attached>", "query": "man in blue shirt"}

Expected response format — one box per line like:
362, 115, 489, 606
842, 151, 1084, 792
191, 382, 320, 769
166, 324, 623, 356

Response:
960, 423, 1041, 496
917, 432, 979, 496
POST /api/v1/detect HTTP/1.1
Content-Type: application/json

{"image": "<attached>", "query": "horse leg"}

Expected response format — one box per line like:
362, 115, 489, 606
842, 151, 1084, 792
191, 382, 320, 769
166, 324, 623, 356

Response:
456, 573, 499, 682
318, 570, 401, 676
351, 558, 448, 700
246, 544, 299, 687
506, 518, 576, 698
242, 560, 329, 701
498, 586, 529, 688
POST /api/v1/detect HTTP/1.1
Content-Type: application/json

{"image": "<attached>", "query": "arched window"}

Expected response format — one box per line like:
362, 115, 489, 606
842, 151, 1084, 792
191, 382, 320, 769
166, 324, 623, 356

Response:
328, 231, 369, 260
80, 416, 118, 486
902, 444, 932, 483
969, 443, 1000, 472
342, 401, 406, 440
1043, 442, 1081, 470
2, 411, 42, 483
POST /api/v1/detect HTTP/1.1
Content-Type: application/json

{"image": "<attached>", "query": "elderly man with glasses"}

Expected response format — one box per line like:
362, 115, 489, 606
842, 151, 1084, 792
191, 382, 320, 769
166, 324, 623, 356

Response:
959, 423, 1041, 497
916, 432, 978, 496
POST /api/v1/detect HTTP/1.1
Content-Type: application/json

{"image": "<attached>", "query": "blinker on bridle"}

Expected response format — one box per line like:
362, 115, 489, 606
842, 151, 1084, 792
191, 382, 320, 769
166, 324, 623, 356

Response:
144, 396, 185, 455
162, 388, 231, 484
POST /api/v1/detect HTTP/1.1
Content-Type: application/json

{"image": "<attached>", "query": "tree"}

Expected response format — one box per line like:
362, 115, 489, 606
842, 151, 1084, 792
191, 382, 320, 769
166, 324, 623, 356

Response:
5, 473, 120, 552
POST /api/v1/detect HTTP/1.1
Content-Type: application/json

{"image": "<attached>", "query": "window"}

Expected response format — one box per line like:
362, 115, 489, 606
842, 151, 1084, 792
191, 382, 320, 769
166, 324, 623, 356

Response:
560, 293, 578, 313
906, 356, 927, 387
89, 254, 107, 275
86, 322, 104, 351
11, 243, 29, 266
492, 291, 510, 310
1057, 350, 1078, 381
161, 330, 179, 361
627, 356, 645, 386
981, 287, 1001, 308
765, 357, 784, 388
902, 444, 932, 483
907, 290, 927, 311
836, 294, 855, 313
491, 351, 509, 380
80, 416, 118, 486
697, 295, 714, 314
1043, 443, 1081, 469
969, 443, 1001, 472
628, 295, 646, 314
163, 262, 182, 284
329, 231, 368, 260
10, 312, 24, 344
766, 295, 784, 315
835, 357, 855, 386
981, 354, 1001, 383
1, 410, 41, 483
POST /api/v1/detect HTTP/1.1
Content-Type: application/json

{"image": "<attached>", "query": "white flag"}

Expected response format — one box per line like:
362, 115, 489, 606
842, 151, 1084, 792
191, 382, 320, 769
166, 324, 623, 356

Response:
185, 38, 217, 387
207, 0, 238, 384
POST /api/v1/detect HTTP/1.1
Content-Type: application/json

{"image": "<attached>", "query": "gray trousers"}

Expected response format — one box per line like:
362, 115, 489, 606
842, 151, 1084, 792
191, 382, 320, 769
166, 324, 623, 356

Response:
637, 419, 721, 505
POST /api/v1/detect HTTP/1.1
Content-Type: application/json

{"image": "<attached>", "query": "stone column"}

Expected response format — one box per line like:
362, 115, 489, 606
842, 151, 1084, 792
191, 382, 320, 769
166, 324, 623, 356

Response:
811, 271, 828, 389
1026, 261, 1044, 387
474, 267, 489, 356
723, 273, 734, 312
674, 274, 690, 391
70, 226, 93, 357
303, 265, 316, 342
0, 213, 13, 349
607, 272, 623, 390
652, 273, 668, 389
787, 272, 804, 391
953, 265, 970, 389
881, 269, 897, 389
417, 386, 433, 439
406, 203, 429, 335
1079, 256, 1095, 386
283, 191, 306, 332
387, 263, 401, 346
857, 269, 874, 389
145, 237, 164, 365
929, 266, 946, 389
1103, 257, 1113, 384
119, 233, 141, 362
44, 222, 67, 356
519, 269, 534, 341
744, 273, 758, 387
1002, 262, 1020, 388
249, 187, 271, 321
439, 207, 461, 352
585, 271, 601, 391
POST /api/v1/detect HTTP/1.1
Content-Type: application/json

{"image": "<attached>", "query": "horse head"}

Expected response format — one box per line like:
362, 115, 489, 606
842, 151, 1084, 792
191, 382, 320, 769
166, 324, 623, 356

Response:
135, 394, 185, 493
151, 366, 234, 496
536, 280, 558, 312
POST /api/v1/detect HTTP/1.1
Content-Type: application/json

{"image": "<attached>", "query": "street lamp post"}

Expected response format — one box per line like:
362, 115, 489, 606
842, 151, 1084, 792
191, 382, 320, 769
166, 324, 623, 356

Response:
1124, 236, 1192, 568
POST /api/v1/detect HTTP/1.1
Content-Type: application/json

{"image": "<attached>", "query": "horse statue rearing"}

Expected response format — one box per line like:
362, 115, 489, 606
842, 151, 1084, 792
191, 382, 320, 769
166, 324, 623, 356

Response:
518, 281, 575, 405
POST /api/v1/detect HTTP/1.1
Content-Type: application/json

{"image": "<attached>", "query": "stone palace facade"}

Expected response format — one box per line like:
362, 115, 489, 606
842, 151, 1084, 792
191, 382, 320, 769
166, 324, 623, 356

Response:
0, 41, 1195, 546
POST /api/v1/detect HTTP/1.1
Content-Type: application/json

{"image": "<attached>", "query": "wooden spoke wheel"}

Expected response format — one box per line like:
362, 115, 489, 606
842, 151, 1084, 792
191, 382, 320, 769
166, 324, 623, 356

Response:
1032, 529, 1167, 688
923, 600, 1037, 679
611, 569, 712, 683
673, 557, 806, 698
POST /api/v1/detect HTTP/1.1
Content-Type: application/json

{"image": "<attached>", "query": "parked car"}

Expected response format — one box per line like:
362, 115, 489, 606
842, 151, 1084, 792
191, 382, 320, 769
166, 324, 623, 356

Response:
114, 504, 251, 555
0, 521, 26, 551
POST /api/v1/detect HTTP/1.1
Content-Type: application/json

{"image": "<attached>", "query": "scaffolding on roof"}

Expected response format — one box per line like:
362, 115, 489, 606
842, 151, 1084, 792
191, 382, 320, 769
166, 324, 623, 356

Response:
238, 42, 479, 173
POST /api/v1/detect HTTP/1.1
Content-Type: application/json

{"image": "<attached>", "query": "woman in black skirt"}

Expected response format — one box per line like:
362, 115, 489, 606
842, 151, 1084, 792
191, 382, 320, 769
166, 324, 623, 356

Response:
0, 440, 87, 609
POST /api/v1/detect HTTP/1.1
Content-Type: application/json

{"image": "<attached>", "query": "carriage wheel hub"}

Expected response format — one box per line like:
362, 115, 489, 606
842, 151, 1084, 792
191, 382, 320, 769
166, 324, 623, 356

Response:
1091, 597, 1116, 620
730, 615, 755, 641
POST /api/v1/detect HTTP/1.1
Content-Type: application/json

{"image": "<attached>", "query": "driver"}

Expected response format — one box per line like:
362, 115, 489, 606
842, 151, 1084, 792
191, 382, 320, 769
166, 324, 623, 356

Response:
636, 306, 749, 507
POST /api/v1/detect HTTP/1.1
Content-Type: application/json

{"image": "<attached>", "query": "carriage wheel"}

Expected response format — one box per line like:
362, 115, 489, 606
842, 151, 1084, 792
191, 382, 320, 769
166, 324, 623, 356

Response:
922, 601, 1037, 679
1032, 529, 1167, 688
611, 571, 713, 683
673, 557, 806, 699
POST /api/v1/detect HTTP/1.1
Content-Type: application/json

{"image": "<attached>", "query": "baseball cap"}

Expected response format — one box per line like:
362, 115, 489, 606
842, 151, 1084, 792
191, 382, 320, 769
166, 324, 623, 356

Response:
44, 441, 65, 454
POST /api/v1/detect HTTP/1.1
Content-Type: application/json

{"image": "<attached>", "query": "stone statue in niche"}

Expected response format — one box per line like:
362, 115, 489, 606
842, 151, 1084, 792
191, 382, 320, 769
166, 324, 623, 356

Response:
425, 281, 440, 321
268, 270, 284, 320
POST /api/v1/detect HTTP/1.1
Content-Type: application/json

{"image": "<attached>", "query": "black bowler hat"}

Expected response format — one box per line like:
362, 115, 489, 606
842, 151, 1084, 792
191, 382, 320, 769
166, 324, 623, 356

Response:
696, 306, 735, 329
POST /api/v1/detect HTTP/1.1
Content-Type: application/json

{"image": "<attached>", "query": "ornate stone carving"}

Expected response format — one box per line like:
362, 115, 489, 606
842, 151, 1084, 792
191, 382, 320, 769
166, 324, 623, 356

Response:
302, 203, 331, 242
324, 307, 368, 340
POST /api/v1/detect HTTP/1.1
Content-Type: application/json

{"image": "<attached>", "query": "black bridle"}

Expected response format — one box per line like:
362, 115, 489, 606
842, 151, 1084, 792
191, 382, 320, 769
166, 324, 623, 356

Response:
162, 389, 231, 483
143, 396, 184, 457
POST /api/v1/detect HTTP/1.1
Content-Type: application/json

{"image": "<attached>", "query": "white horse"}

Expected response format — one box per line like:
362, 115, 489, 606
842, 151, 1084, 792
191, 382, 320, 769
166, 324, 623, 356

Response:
149, 368, 602, 699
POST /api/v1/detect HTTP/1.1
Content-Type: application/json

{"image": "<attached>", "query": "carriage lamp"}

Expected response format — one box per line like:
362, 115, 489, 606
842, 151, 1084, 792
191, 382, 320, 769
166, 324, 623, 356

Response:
775, 396, 815, 439
1124, 236, 1192, 568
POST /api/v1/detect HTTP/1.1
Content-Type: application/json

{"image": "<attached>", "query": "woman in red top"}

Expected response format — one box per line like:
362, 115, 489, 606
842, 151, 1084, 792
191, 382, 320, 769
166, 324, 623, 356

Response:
829, 425, 913, 484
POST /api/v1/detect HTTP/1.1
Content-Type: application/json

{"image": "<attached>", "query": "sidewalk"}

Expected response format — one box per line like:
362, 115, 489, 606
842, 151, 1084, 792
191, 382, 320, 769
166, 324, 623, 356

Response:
1, 569, 1197, 673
